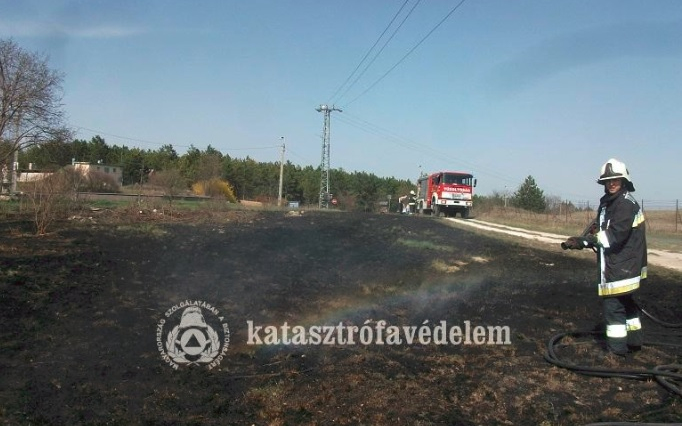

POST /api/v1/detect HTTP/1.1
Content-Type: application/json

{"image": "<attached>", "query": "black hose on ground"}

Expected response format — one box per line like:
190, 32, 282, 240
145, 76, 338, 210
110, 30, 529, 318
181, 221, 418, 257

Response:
544, 331, 682, 394
582, 423, 682, 426
641, 307, 682, 329
544, 306, 682, 425
544, 331, 682, 425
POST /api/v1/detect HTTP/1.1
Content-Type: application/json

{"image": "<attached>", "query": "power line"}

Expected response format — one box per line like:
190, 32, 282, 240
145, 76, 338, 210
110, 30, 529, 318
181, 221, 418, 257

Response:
327, 0, 411, 105
344, 0, 468, 107
75, 126, 191, 148
337, 113, 597, 200
332, 0, 422, 105
334, 114, 462, 169
287, 147, 316, 166
75, 125, 281, 153
223, 145, 282, 151
336, 111, 518, 184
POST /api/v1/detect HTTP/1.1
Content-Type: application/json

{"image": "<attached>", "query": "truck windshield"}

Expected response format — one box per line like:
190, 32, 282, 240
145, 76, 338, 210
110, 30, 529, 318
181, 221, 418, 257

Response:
443, 174, 473, 185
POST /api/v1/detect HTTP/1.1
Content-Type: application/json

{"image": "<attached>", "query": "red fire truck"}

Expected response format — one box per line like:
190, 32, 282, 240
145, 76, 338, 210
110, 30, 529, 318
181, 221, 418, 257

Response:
416, 171, 476, 218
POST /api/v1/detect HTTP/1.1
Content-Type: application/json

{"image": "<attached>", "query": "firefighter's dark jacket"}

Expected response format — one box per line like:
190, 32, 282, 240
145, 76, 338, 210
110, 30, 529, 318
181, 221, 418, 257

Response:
594, 189, 647, 297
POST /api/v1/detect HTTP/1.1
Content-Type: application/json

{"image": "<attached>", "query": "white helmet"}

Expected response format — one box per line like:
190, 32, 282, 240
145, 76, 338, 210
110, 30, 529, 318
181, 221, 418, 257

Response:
410, 190, 416, 195
597, 158, 635, 191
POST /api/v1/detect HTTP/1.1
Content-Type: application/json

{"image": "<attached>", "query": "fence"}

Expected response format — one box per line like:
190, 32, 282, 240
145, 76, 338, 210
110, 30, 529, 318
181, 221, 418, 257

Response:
565, 199, 682, 233
477, 199, 682, 234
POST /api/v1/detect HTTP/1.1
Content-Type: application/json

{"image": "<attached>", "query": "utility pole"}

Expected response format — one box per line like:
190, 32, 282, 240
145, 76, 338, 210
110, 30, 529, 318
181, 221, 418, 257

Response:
278, 136, 285, 207
10, 116, 20, 194
316, 104, 342, 209
10, 149, 18, 194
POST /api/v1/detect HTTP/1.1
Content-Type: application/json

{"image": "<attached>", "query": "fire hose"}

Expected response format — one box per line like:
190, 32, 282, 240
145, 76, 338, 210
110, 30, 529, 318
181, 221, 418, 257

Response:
554, 222, 682, 424
561, 220, 598, 250
544, 305, 682, 425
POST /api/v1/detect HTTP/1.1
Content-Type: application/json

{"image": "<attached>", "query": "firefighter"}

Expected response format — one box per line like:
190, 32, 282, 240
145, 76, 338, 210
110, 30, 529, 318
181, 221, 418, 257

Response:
398, 195, 407, 213
563, 158, 647, 357
408, 190, 416, 214
398, 191, 416, 214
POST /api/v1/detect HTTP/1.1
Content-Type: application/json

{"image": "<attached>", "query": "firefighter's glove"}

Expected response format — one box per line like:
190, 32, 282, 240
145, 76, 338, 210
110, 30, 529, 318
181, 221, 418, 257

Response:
562, 235, 597, 250
583, 234, 598, 247
573, 235, 598, 249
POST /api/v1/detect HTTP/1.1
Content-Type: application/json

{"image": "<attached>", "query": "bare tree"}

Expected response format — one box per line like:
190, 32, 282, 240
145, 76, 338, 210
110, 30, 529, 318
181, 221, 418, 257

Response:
28, 169, 77, 235
0, 38, 71, 185
148, 168, 186, 218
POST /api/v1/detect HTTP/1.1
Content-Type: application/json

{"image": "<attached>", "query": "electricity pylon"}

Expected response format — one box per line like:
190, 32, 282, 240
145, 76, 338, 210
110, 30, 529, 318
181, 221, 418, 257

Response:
316, 104, 342, 208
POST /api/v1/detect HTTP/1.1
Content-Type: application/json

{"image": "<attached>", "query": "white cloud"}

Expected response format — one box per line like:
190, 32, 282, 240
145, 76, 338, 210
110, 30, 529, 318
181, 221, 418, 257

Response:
0, 19, 144, 39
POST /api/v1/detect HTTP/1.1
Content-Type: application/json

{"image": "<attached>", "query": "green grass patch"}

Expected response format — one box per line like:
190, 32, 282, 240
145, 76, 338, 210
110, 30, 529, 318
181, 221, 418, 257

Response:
396, 237, 452, 252
116, 223, 168, 237
0, 199, 21, 215
167, 199, 206, 210
85, 199, 128, 209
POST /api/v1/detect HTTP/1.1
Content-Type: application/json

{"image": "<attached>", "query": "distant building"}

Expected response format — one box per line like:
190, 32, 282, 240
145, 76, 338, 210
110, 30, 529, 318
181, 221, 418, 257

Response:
3, 161, 123, 192
72, 161, 123, 186
17, 170, 52, 183
13, 163, 51, 184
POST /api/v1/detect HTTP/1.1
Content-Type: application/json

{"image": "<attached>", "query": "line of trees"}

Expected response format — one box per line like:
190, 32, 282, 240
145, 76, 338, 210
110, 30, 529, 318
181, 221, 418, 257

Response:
0, 37, 571, 216
0, 37, 412, 211
22, 135, 583, 217
18, 136, 415, 211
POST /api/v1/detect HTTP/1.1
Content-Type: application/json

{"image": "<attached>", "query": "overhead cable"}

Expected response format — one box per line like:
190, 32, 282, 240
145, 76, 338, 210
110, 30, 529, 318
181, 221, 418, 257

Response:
333, 0, 422, 105
76, 126, 190, 149
76, 125, 281, 153
327, 0, 411, 105
336, 111, 518, 184
344, 0, 467, 107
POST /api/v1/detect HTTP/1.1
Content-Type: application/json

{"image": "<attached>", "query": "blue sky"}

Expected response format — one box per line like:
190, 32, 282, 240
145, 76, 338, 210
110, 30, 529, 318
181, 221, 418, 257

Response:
2, 1, 681, 204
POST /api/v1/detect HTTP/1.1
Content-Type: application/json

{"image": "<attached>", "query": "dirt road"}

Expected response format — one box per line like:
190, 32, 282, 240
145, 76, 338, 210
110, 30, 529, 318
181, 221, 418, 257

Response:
448, 218, 682, 272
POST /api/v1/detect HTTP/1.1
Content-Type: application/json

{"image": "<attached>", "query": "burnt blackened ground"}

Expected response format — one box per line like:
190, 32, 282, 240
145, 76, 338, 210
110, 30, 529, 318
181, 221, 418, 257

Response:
1, 210, 681, 425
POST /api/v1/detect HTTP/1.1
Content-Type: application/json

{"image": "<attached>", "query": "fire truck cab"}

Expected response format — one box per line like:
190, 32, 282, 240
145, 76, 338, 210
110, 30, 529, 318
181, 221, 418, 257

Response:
416, 171, 476, 218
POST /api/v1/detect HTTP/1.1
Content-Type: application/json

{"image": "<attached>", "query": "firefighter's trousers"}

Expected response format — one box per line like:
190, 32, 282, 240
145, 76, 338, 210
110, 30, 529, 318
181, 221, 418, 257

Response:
603, 294, 642, 355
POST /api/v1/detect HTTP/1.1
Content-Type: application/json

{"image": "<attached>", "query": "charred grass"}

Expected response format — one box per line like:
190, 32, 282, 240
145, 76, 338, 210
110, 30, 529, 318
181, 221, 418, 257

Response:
1, 209, 681, 425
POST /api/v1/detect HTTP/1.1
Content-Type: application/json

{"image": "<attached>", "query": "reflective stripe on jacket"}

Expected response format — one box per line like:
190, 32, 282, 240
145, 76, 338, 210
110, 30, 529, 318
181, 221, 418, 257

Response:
594, 190, 647, 297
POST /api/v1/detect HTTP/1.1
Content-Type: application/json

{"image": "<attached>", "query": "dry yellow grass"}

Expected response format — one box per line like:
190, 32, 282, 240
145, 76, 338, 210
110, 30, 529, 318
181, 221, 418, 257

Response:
474, 206, 682, 252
